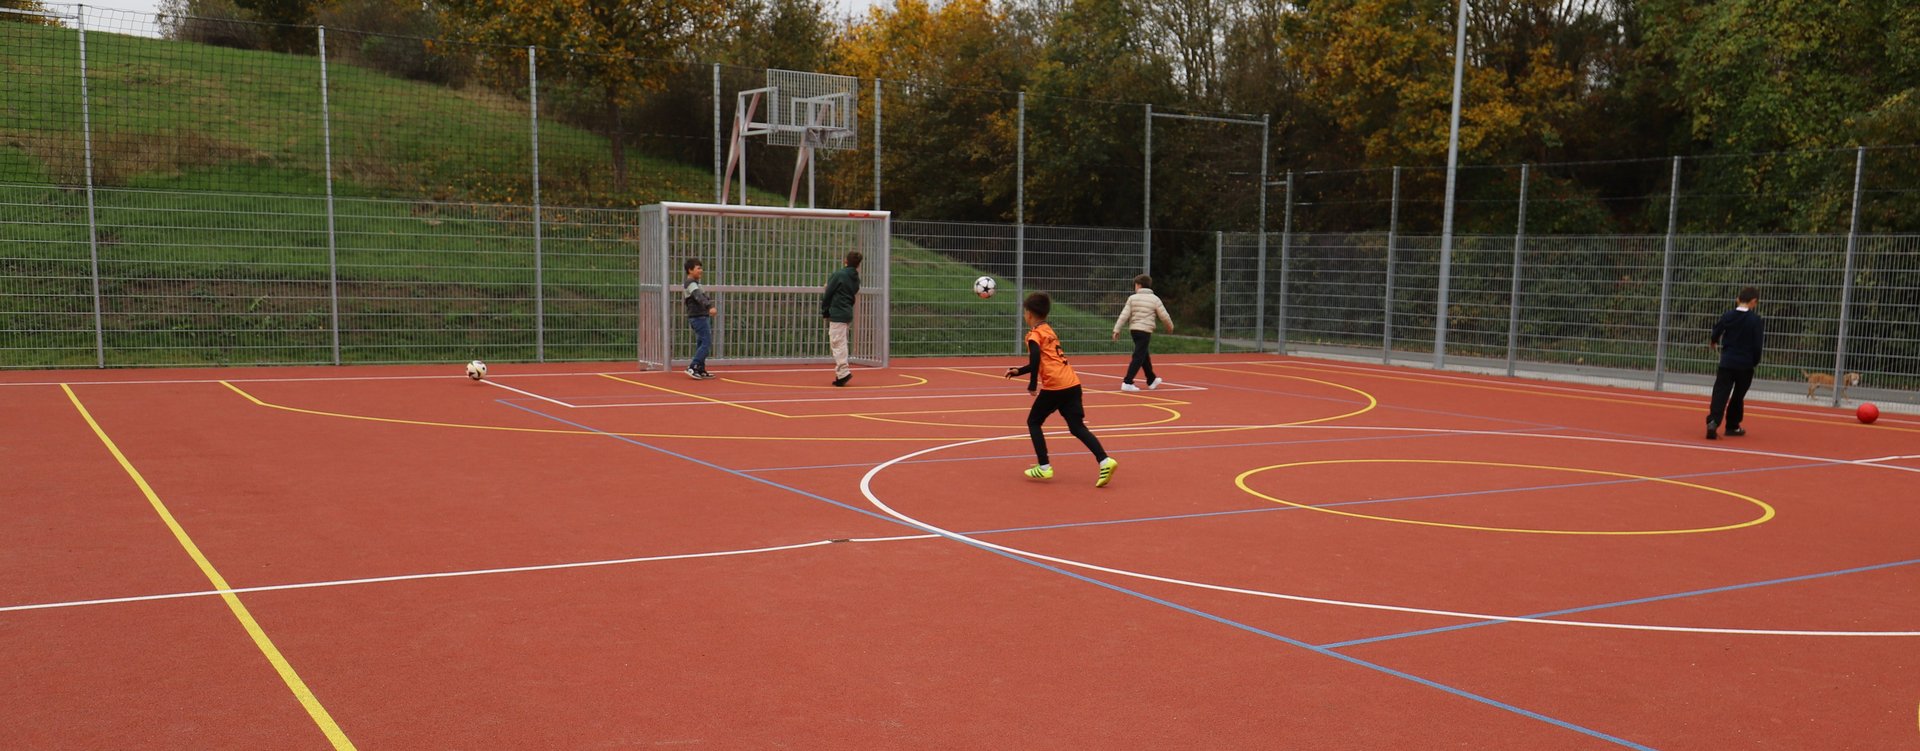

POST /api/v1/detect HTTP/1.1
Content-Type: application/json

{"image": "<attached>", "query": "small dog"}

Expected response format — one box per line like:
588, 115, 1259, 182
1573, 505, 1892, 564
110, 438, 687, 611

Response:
1803, 370, 1862, 400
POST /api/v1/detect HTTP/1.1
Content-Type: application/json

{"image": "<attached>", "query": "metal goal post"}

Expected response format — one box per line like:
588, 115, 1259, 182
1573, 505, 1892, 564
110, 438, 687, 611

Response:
638, 202, 891, 371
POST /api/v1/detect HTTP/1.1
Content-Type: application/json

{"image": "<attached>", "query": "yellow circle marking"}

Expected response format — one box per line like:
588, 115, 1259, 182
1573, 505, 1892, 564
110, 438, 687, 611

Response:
1101, 368, 1378, 439
718, 374, 929, 390
1235, 458, 1775, 535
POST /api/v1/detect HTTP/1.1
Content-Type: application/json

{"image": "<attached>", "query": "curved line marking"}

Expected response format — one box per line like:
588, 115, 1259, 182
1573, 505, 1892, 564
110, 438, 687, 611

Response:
851, 403, 1185, 430
719, 374, 930, 390
858, 424, 1920, 636
1237, 459, 1774, 535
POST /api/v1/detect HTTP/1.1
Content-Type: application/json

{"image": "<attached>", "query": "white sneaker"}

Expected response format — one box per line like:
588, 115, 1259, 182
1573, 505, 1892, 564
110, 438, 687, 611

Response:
1120, 382, 1141, 392
1148, 377, 1164, 390
685, 366, 699, 379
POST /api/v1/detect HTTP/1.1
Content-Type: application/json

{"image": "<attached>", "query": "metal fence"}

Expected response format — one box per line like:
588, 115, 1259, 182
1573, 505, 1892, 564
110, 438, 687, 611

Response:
2, 6, 1916, 407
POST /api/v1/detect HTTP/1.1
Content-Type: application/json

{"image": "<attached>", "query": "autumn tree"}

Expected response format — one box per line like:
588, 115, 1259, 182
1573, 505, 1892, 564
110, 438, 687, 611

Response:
444, 0, 726, 192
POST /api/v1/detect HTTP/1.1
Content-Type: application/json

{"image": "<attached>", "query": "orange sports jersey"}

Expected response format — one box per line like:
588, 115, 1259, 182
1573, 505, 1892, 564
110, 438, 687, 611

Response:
1025, 323, 1081, 391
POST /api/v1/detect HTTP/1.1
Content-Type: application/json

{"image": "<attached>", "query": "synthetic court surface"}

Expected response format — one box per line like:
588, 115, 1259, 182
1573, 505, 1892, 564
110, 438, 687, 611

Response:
4, 354, 1918, 749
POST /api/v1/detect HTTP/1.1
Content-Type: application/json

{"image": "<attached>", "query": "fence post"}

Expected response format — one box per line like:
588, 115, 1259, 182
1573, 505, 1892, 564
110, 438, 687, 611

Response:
1653, 156, 1681, 391
1143, 103, 1152, 274
873, 79, 882, 210
1832, 146, 1865, 408
1383, 166, 1399, 364
531, 47, 544, 362
1506, 164, 1529, 377
1390, 167, 1405, 364
1016, 91, 1026, 353
76, 6, 103, 367
1277, 171, 1294, 355
319, 26, 341, 365
1214, 231, 1222, 354
1257, 115, 1269, 346
712, 63, 721, 204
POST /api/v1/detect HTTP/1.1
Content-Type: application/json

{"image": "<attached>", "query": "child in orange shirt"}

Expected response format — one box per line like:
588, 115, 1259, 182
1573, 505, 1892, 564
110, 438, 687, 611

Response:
1004, 292, 1118, 487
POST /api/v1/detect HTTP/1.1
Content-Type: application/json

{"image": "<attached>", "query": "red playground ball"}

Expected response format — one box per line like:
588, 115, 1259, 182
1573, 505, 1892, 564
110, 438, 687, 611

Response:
1857, 403, 1880, 424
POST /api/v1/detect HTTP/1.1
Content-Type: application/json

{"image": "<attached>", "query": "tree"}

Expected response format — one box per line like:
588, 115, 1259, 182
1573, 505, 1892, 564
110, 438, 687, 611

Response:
444, 0, 727, 193
2, 0, 59, 26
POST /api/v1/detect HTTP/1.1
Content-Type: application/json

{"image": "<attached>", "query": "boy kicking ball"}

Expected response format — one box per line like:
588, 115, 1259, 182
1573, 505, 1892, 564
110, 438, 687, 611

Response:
1005, 292, 1119, 487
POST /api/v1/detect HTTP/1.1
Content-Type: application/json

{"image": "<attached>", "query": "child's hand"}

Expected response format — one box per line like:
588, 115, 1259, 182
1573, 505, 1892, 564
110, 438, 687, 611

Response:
1004, 367, 1018, 379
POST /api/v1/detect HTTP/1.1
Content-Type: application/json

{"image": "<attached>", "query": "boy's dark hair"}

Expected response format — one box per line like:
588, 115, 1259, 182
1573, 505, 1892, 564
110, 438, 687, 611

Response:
1134, 274, 1152, 288
1738, 286, 1759, 303
1023, 292, 1052, 320
846, 250, 863, 268
684, 258, 702, 273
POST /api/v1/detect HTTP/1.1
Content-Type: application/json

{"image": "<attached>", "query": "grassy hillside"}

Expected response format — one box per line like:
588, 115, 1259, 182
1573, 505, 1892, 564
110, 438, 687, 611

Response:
1, 25, 1202, 368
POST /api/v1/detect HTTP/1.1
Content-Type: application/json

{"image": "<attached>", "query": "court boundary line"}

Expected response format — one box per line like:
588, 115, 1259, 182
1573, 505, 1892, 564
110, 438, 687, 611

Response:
60, 385, 358, 750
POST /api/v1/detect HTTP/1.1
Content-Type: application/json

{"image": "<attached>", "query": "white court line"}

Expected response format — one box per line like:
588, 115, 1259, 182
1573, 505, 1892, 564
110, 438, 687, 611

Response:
565, 391, 1034, 409
0, 535, 934, 615
1286, 358, 1920, 425
860, 422, 1920, 637
1858, 454, 1920, 464
481, 378, 576, 407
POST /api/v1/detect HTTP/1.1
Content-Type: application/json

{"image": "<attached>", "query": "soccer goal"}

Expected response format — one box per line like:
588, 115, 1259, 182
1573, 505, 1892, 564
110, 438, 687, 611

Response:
637, 202, 890, 371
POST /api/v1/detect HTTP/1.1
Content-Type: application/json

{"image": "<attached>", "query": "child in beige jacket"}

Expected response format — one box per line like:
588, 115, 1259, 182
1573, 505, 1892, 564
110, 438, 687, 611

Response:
1111, 274, 1174, 391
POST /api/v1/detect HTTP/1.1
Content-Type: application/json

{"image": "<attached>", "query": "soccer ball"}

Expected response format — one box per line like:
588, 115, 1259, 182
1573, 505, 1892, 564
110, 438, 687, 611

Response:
465, 360, 487, 381
973, 276, 997, 298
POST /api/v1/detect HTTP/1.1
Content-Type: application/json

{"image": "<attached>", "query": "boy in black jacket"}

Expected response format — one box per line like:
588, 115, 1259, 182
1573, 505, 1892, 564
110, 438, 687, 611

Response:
684, 259, 717, 379
1705, 287, 1764, 439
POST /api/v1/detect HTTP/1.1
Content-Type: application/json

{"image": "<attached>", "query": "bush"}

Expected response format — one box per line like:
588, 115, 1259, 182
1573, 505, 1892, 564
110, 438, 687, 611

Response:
315, 0, 468, 87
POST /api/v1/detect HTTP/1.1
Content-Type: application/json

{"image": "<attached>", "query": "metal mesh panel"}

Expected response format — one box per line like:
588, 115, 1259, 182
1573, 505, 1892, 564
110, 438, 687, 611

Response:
1218, 232, 1263, 351
332, 197, 535, 363
890, 220, 1021, 355
1023, 224, 1145, 355
94, 187, 333, 366
1286, 232, 1389, 351
0, 184, 94, 366
1508, 236, 1663, 371
547, 206, 643, 363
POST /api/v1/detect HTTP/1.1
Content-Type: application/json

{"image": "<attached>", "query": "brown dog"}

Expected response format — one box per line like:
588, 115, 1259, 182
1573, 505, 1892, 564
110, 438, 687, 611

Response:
1803, 370, 1862, 400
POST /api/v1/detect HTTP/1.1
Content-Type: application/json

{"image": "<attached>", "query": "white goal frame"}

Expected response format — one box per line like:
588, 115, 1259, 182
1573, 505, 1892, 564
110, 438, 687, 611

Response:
637, 202, 890, 371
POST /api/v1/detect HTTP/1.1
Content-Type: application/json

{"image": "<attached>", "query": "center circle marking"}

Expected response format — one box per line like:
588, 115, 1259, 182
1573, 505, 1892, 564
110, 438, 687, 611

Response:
1235, 458, 1775, 535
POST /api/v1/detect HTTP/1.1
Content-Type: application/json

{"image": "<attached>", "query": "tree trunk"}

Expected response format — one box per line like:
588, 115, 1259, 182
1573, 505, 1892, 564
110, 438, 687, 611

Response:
605, 81, 629, 193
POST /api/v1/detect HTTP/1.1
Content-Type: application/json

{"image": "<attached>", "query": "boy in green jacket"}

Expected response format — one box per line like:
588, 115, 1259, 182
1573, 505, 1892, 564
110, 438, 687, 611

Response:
820, 251, 863, 386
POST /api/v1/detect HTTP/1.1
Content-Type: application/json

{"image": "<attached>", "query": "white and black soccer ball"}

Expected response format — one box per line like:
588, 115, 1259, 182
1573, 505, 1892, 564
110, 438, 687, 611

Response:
972, 275, 997, 299
465, 360, 487, 380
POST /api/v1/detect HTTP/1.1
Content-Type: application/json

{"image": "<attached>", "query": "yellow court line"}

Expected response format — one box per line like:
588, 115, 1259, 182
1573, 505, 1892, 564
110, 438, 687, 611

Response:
61, 385, 357, 750
851, 403, 1186, 430
598, 374, 790, 419
824, 398, 1191, 419
940, 366, 1193, 406
1258, 361, 1920, 434
1236, 458, 1775, 536
221, 381, 975, 442
718, 374, 930, 390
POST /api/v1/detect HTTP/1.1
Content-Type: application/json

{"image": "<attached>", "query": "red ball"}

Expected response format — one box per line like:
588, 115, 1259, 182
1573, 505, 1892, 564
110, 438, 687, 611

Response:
1857, 403, 1880, 424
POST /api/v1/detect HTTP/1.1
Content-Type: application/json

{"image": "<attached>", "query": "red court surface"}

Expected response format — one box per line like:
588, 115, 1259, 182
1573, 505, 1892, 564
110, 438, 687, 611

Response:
3, 353, 1918, 749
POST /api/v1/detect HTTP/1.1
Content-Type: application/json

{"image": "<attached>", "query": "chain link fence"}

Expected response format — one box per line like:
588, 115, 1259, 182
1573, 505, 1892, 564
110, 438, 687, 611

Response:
1, 6, 1915, 409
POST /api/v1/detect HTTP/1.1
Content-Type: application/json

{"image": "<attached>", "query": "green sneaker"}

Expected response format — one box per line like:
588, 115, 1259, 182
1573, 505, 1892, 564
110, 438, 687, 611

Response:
1095, 457, 1118, 487
1023, 464, 1054, 480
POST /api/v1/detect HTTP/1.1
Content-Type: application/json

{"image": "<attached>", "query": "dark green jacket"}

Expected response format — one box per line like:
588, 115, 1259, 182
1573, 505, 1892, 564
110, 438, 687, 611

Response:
821, 266, 861, 323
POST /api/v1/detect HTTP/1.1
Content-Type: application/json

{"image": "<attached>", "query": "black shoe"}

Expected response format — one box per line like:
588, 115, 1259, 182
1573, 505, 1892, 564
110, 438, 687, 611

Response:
832, 374, 851, 387
1726, 427, 1745, 437
697, 370, 716, 380
1705, 420, 1719, 440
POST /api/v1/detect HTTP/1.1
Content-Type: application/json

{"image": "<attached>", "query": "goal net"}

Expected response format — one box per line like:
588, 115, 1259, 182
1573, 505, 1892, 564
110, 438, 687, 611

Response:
638, 203, 891, 371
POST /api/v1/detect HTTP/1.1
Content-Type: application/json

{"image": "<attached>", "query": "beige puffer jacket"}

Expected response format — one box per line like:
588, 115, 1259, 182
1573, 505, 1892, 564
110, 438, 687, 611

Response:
1113, 288, 1173, 334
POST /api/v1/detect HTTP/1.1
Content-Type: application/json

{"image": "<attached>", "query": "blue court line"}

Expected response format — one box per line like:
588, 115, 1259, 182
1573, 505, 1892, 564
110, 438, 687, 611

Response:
497, 398, 1656, 750
1320, 556, 1920, 650
738, 424, 1565, 473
